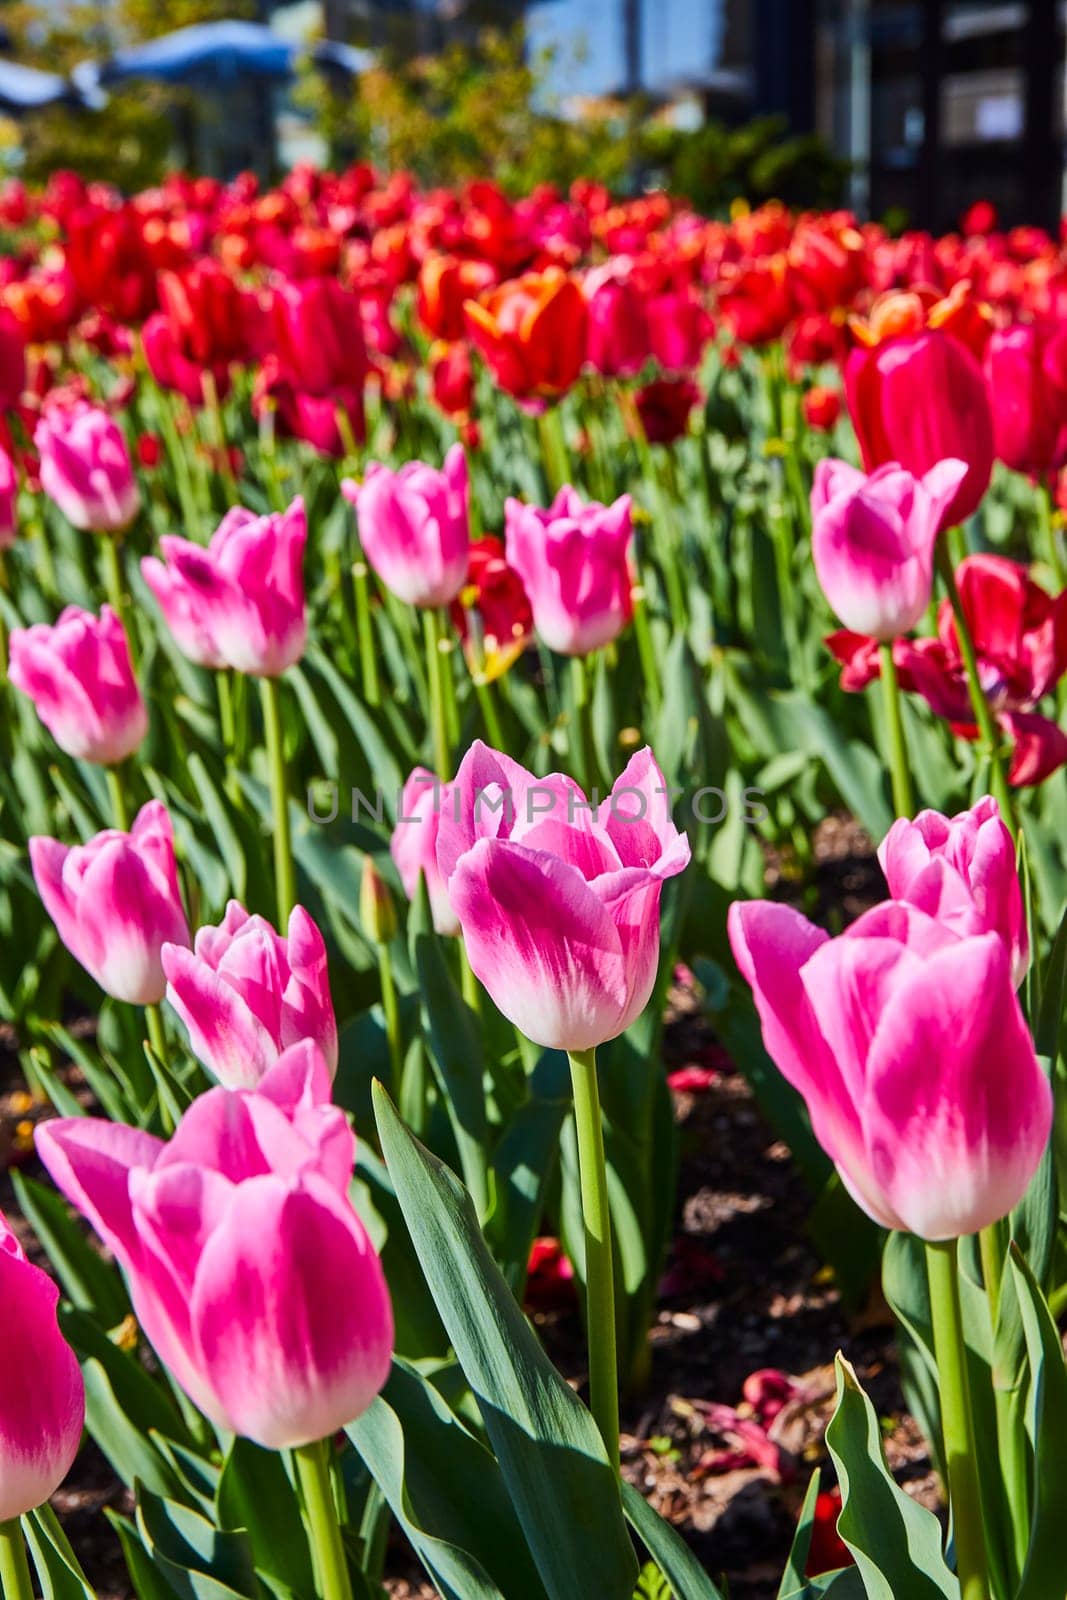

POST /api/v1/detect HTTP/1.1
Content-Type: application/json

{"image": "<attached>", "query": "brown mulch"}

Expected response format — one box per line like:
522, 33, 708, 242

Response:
0, 820, 936, 1600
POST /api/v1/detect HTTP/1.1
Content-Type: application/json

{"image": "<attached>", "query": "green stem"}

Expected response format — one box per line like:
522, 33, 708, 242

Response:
536, 406, 571, 497
0, 1520, 34, 1600
423, 609, 449, 780
101, 537, 136, 666
1037, 479, 1066, 589
260, 675, 296, 928
567, 1047, 619, 1468
106, 765, 131, 832
459, 943, 481, 1016
294, 1439, 353, 1600
352, 557, 380, 709
925, 1240, 987, 1600
145, 1002, 169, 1070
202, 370, 238, 499
879, 642, 914, 817
935, 543, 1016, 840
628, 404, 688, 629
33, 515, 58, 601
473, 676, 504, 748
437, 609, 460, 748
216, 673, 243, 805
631, 576, 661, 714
569, 654, 598, 793
378, 944, 403, 1098
980, 1220, 1030, 1580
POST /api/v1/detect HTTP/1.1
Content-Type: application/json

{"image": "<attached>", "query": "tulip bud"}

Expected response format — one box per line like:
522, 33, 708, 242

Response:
342, 446, 469, 609
879, 796, 1029, 987
391, 768, 459, 937
31, 801, 190, 1005
436, 742, 690, 1051
728, 895, 1051, 1239
141, 497, 307, 677
360, 857, 398, 945
0, 1208, 85, 1520
9, 605, 147, 765
845, 328, 993, 528
810, 458, 967, 640
162, 900, 337, 1090
36, 1044, 393, 1451
504, 486, 633, 657
0, 444, 16, 548
35, 401, 139, 534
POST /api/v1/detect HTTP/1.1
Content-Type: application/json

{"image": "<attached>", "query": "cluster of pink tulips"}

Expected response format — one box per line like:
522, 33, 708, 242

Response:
0, 170, 1065, 1600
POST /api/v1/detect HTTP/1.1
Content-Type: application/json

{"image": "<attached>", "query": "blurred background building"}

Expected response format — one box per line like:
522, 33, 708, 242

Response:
0, 0, 1064, 223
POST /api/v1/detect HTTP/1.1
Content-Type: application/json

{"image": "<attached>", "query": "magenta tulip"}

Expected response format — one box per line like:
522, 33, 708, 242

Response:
35, 401, 139, 533
9, 605, 147, 765
583, 268, 649, 378
811, 458, 967, 640
0, 444, 16, 548
728, 897, 1050, 1238
141, 498, 307, 676
879, 796, 1028, 987
162, 900, 337, 1090
984, 322, 1067, 479
392, 768, 459, 936
436, 742, 690, 1050
36, 1043, 393, 1449
0, 1208, 85, 1519
31, 800, 190, 1005
504, 486, 633, 657
342, 445, 469, 609
846, 329, 994, 529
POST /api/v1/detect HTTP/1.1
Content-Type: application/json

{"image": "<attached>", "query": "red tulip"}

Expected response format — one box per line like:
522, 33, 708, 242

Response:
417, 254, 496, 342
0, 307, 25, 411
428, 340, 475, 421
449, 534, 533, 683
633, 377, 702, 445
828, 553, 1067, 785
464, 269, 587, 402
984, 322, 1067, 478
802, 385, 841, 432
846, 319, 994, 527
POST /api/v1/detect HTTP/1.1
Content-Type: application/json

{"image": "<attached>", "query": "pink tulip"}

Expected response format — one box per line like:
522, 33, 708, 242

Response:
728, 897, 1050, 1239
811, 458, 967, 640
504, 486, 633, 656
879, 796, 1028, 987
9, 605, 147, 765
36, 1043, 393, 1449
0, 444, 16, 547
0, 1208, 85, 1520
342, 445, 469, 608
436, 742, 690, 1050
35, 401, 139, 533
392, 767, 459, 937
31, 800, 190, 1005
162, 900, 337, 1089
141, 498, 307, 676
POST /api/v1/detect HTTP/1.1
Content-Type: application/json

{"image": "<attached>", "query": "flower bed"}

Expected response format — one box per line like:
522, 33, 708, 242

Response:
0, 170, 1063, 1600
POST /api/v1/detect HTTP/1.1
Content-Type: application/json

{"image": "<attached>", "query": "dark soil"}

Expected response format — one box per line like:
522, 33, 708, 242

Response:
0, 819, 937, 1600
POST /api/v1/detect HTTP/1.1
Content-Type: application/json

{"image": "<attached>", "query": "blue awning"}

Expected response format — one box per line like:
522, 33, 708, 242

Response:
72, 20, 373, 97
0, 59, 75, 110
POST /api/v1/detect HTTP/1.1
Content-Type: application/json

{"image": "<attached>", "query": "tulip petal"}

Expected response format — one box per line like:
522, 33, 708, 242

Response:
190, 1174, 393, 1448
449, 836, 629, 1050
34, 1116, 162, 1267
863, 933, 1052, 1238
163, 942, 277, 1088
